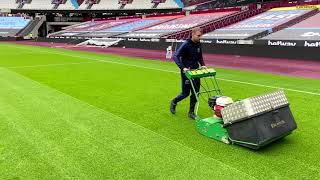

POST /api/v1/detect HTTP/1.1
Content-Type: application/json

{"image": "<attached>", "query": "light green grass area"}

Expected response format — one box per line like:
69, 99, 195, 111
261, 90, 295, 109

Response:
0, 43, 320, 179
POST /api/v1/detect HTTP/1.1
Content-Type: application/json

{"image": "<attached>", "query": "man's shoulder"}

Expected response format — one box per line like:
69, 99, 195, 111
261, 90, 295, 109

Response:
181, 39, 191, 46
185, 38, 192, 43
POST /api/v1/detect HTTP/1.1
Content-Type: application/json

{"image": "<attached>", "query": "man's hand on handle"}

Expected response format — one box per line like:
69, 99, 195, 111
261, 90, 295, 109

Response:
183, 66, 207, 72
183, 68, 190, 73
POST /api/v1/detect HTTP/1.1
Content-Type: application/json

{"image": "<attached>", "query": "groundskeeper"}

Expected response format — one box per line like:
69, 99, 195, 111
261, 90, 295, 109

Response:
170, 27, 207, 120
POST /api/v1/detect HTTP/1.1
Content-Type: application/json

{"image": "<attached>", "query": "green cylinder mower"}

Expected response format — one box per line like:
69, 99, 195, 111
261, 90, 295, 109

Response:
185, 68, 297, 149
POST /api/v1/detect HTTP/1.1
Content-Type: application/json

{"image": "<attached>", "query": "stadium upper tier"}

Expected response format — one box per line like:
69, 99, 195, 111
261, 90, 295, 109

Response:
202, 8, 316, 40
0, 16, 30, 37
121, 11, 236, 38
48, 5, 320, 43
49, 12, 236, 38
49, 19, 134, 37
49, 16, 180, 38
261, 12, 320, 41
0, 0, 181, 10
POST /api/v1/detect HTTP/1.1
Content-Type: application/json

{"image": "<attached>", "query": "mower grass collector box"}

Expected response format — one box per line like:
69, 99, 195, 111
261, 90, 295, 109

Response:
221, 90, 297, 149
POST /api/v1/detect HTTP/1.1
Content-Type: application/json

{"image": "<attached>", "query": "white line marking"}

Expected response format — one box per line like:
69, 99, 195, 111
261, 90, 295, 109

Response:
218, 78, 320, 96
7, 61, 99, 69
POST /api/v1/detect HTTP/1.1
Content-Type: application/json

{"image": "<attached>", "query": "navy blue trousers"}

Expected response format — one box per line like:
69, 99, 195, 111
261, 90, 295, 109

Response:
172, 71, 200, 112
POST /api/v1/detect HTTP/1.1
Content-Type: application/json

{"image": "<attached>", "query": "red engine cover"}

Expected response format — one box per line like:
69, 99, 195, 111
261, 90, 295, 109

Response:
214, 105, 225, 118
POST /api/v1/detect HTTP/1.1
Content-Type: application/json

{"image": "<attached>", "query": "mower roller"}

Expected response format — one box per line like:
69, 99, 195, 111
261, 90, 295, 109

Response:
185, 68, 297, 149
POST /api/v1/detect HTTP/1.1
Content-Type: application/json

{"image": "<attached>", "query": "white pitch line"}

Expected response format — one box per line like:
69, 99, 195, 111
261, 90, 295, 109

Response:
7, 45, 320, 96
218, 78, 320, 96
7, 61, 98, 69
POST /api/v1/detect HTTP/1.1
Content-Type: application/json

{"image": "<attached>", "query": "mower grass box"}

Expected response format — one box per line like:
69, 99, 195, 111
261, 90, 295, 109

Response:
222, 90, 297, 149
224, 106, 296, 149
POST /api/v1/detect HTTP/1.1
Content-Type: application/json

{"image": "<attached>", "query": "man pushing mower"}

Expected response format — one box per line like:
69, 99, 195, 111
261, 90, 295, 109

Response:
170, 27, 207, 120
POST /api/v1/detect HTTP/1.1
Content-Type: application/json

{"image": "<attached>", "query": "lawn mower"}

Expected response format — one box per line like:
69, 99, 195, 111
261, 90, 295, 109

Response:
185, 68, 297, 149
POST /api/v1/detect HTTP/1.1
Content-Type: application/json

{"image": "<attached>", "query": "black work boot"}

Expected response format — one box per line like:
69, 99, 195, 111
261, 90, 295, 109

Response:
188, 112, 198, 120
188, 101, 198, 120
170, 100, 177, 114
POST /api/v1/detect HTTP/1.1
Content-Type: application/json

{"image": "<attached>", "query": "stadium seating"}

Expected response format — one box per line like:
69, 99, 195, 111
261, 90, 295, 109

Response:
49, 16, 180, 38
48, 19, 135, 37
83, 16, 178, 38
261, 12, 320, 41
50, 10, 247, 39
0, 16, 31, 37
123, 11, 236, 38
202, 8, 317, 40
167, 8, 262, 39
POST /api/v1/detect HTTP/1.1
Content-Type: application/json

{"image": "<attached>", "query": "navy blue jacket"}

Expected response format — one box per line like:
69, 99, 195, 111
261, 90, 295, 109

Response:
173, 39, 205, 70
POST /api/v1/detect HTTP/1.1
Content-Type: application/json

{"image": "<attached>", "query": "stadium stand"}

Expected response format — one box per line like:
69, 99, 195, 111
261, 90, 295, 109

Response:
261, 11, 320, 41
0, 16, 31, 37
166, 8, 262, 39
48, 19, 135, 37
48, 15, 182, 38
1, 0, 320, 60
75, 16, 179, 38
201, 8, 318, 40
121, 11, 236, 38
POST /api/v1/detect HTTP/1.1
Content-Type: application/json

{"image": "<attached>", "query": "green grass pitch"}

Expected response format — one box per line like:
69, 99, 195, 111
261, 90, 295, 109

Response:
0, 43, 320, 179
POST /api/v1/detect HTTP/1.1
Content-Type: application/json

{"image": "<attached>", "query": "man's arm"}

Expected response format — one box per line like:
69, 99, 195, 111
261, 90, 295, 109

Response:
173, 41, 188, 70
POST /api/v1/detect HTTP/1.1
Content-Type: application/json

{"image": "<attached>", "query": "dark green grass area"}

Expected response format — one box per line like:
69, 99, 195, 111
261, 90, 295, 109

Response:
0, 43, 320, 179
